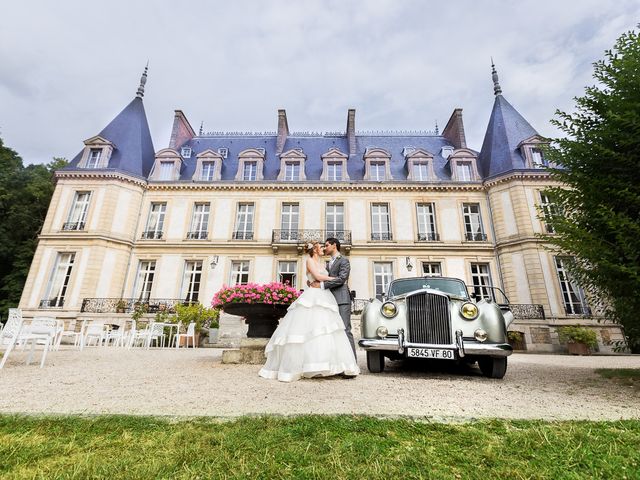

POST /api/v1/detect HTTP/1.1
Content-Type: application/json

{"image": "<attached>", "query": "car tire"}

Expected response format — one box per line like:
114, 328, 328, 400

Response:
478, 356, 507, 379
366, 351, 385, 373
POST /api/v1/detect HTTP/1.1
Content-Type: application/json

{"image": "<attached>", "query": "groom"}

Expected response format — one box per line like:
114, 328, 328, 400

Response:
309, 237, 356, 359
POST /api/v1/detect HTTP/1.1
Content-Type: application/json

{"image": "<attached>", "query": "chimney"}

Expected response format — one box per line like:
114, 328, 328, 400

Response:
346, 109, 356, 155
442, 108, 467, 149
169, 110, 196, 149
276, 109, 289, 155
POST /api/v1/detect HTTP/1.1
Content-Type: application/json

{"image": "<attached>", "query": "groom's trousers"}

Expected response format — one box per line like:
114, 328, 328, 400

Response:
339, 303, 356, 359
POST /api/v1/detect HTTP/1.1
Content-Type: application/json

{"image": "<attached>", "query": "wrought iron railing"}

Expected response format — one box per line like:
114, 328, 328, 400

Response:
465, 232, 488, 241
80, 298, 195, 314
271, 230, 352, 245
62, 222, 85, 231
186, 231, 208, 240
510, 304, 546, 320
351, 298, 370, 314
39, 299, 64, 308
141, 231, 163, 240
417, 232, 440, 241
371, 232, 393, 241
233, 231, 254, 240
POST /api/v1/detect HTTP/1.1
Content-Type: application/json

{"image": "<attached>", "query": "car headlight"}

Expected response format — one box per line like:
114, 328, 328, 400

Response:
381, 302, 398, 318
460, 302, 479, 320
474, 329, 488, 342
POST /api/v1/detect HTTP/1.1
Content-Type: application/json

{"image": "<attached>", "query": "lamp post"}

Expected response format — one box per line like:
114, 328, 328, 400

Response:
210, 255, 219, 269
405, 256, 413, 272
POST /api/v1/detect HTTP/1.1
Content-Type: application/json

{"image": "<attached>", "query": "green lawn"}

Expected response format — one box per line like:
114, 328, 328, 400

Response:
1, 415, 639, 479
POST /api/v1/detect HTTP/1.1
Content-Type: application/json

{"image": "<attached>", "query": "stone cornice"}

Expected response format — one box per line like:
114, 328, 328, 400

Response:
146, 181, 487, 192
55, 170, 147, 187
483, 170, 554, 187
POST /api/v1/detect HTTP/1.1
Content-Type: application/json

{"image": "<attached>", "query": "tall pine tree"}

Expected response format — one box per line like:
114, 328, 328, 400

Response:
544, 28, 640, 352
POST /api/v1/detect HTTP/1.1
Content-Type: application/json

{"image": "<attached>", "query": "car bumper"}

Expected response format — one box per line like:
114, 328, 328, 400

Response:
358, 336, 513, 358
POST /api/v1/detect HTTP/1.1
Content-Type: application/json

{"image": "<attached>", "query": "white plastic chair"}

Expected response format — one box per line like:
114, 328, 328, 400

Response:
104, 323, 126, 347
145, 322, 166, 349
56, 319, 84, 349
25, 317, 57, 366
127, 320, 149, 349
81, 321, 107, 350
0, 309, 24, 369
174, 322, 197, 349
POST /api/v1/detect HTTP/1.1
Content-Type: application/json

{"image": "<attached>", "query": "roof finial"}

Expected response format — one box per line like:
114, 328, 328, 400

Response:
434, 120, 439, 135
491, 57, 502, 96
136, 61, 149, 98
199, 121, 204, 136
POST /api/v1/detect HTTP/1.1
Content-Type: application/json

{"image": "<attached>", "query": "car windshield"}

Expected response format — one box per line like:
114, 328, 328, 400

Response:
387, 277, 469, 299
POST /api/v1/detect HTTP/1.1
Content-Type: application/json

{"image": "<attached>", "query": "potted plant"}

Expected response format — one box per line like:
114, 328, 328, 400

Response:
168, 303, 219, 346
212, 282, 300, 338
116, 299, 128, 313
507, 330, 526, 351
557, 326, 598, 355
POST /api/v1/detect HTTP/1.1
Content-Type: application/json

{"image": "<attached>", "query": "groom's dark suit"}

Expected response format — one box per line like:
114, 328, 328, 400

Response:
323, 254, 356, 358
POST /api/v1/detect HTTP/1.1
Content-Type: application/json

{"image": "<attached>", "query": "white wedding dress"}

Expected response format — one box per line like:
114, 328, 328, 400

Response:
258, 258, 360, 382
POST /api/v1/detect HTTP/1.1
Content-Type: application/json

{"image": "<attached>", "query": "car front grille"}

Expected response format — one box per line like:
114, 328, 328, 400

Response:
406, 292, 452, 345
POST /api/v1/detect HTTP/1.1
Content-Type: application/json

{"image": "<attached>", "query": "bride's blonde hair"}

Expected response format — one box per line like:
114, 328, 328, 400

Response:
304, 241, 320, 256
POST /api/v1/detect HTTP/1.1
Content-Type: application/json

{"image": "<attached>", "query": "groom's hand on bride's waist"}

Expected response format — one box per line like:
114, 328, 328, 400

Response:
308, 281, 321, 288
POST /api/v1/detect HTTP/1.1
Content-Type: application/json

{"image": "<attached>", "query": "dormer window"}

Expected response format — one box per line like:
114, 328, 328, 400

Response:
193, 149, 223, 182
218, 148, 228, 159
448, 149, 480, 182
150, 149, 181, 181
363, 148, 392, 182
405, 148, 434, 182
181, 147, 192, 158
321, 148, 349, 182
79, 135, 114, 169
531, 148, 547, 168
519, 136, 550, 169
277, 149, 307, 182
236, 149, 265, 181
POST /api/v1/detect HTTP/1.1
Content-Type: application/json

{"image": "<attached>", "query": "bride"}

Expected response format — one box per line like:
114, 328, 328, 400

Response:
258, 241, 360, 382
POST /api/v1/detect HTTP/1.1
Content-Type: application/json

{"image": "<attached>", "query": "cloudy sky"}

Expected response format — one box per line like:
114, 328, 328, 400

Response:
1, 0, 639, 165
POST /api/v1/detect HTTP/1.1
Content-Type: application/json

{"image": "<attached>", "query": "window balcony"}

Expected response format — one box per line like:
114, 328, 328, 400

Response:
464, 232, 487, 241
39, 299, 63, 308
186, 231, 208, 240
62, 222, 85, 231
271, 229, 352, 254
371, 232, 393, 241
417, 232, 440, 242
141, 231, 163, 240
233, 231, 254, 240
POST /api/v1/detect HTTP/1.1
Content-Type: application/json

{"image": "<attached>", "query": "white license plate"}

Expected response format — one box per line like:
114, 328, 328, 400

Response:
407, 347, 456, 360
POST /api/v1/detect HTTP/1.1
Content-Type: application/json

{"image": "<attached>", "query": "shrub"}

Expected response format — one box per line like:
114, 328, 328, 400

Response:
557, 326, 598, 349
168, 303, 220, 333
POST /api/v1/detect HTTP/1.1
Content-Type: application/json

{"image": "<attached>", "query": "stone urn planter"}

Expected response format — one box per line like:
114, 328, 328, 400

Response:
221, 302, 289, 338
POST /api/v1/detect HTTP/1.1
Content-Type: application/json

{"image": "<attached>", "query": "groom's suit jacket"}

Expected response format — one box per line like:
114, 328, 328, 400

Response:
323, 255, 351, 305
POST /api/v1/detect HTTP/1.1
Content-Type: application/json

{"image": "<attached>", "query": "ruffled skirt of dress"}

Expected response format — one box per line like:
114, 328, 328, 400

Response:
258, 288, 360, 382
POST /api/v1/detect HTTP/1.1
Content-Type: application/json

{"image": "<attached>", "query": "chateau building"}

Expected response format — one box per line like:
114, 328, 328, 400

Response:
19, 65, 622, 352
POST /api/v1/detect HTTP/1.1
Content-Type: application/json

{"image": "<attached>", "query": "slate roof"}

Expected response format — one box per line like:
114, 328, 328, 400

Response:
65, 97, 156, 178
477, 94, 539, 178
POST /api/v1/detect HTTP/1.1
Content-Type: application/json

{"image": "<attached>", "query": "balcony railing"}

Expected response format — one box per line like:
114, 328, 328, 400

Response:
465, 232, 488, 241
351, 298, 370, 314
271, 230, 352, 245
62, 222, 85, 231
510, 304, 546, 320
81, 298, 196, 314
371, 232, 393, 241
233, 231, 254, 240
141, 231, 163, 240
417, 232, 440, 241
39, 299, 64, 308
186, 231, 208, 240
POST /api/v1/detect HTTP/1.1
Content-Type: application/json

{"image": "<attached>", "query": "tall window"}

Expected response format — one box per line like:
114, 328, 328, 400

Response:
539, 192, 557, 234
416, 203, 437, 241
412, 162, 429, 181
243, 161, 257, 181
370, 161, 386, 181
187, 203, 210, 239
326, 203, 345, 238
456, 162, 473, 181
158, 161, 175, 181
422, 262, 442, 277
555, 257, 589, 315
134, 260, 156, 301
181, 261, 202, 302
234, 203, 254, 240
64, 192, 91, 230
230, 261, 250, 285
201, 161, 215, 181
143, 203, 166, 239
327, 161, 343, 181
86, 149, 102, 168
279, 203, 299, 241
284, 162, 301, 181
462, 203, 486, 241
373, 262, 393, 301
531, 148, 547, 168
278, 261, 297, 287
470, 263, 493, 300
42, 252, 75, 307
371, 203, 392, 240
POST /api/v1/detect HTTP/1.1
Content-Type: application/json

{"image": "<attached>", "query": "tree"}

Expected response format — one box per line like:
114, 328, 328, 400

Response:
0, 137, 66, 321
543, 28, 640, 352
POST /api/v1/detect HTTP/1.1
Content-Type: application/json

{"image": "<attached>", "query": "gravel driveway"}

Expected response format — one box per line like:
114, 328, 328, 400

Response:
1, 348, 639, 421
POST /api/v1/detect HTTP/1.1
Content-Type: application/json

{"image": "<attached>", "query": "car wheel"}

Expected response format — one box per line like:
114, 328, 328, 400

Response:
366, 351, 385, 373
478, 356, 507, 379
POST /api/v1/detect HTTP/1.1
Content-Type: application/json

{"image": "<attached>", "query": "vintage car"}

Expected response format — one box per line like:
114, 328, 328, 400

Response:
358, 276, 514, 378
